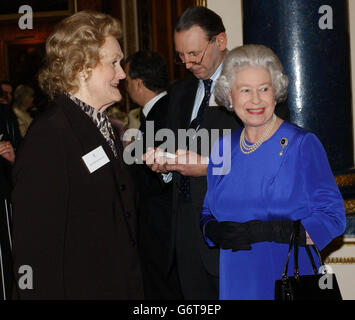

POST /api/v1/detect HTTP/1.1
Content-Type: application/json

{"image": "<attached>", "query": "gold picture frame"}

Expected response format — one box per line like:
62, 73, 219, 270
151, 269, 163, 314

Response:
0, 0, 77, 21
196, 0, 207, 7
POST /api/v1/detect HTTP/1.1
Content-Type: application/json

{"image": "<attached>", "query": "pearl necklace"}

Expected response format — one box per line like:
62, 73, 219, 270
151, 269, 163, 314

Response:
240, 114, 277, 154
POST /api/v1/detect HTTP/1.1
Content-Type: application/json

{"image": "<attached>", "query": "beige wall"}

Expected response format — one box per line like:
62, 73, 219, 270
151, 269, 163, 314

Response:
207, 0, 243, 50
208, 0, 355, 166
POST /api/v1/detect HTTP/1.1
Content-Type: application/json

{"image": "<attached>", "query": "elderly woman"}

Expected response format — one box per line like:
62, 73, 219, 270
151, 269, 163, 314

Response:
12, 84, 34, 137
200, 44, 346, 300
12, 11, 143, 299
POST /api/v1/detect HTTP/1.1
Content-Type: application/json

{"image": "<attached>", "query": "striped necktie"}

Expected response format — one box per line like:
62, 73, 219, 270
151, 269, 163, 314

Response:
179, 79, 213, 201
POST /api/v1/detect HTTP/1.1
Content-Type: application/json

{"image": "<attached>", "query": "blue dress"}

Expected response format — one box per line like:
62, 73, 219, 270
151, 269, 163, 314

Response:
200, 121, 346, 300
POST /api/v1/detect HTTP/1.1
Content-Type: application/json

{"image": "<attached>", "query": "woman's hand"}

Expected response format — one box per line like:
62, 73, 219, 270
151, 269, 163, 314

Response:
0, 141, 15, 163
204, 220, 252, 251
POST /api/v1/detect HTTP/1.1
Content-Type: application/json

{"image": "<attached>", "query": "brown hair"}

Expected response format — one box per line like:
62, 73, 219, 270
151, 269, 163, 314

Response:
38, 11, 122, 99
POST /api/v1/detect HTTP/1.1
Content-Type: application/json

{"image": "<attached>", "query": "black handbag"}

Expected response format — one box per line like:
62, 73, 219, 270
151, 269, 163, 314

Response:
275, 220, 342, 300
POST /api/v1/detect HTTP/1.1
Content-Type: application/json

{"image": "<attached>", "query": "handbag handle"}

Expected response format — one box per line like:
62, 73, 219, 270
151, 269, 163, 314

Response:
282, 220, 325, 281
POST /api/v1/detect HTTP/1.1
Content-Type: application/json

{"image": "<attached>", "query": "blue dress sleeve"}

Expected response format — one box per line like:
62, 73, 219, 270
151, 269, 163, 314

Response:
201, 192, 217, 247
200, 135, 228, 247
299, 133, 346, 250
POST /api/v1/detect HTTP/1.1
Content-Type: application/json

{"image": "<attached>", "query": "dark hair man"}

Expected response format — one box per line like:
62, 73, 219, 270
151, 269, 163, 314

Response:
0, 81, 13, 105
125, 50, 183, 299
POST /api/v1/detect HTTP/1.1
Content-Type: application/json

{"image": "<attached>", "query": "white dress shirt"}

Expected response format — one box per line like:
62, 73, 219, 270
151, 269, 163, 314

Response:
189, 62, 223, 123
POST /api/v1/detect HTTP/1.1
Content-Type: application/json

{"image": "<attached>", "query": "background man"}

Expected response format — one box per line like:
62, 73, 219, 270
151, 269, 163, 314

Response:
145, 7, 242, 299
124, 50, 182, 299
0, 81, 13, 105
0, 83, 17, 300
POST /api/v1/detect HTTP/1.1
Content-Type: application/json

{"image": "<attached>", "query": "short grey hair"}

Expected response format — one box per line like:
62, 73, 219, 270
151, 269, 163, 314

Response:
215, 44, 289, 110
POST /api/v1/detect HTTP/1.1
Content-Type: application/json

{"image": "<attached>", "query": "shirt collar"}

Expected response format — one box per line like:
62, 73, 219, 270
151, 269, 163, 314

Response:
210, 62, 223, 82
199, 62, 223, 87
142, 91, 168, 117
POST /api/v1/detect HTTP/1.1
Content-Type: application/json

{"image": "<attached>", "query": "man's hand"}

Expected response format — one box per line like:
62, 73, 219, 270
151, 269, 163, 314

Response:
142, 147, 172, 173
142, 148, 208, 177
165, 149, 208, 177
0, 141, 15, 163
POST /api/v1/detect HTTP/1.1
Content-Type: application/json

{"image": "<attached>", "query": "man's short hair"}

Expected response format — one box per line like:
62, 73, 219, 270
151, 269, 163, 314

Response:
175, 6, 225, 40
125, 50, 168, 93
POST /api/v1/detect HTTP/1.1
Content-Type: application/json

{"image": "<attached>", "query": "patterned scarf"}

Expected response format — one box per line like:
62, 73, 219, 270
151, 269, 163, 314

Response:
67, 94, 117, 158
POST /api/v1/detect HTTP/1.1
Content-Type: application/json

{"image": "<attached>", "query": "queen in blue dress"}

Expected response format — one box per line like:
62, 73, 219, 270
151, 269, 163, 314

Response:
200, 44, 346, 300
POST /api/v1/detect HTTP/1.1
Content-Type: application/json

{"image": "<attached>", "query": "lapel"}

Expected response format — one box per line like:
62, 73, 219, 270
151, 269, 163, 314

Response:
56, 94, 124, 186
176, 76, 199, 130
145, 94, 167, 121
145, 94, 168, 130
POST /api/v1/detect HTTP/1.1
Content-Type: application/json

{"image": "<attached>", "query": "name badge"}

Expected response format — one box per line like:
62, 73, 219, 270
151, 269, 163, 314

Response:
82, 146, 110, 173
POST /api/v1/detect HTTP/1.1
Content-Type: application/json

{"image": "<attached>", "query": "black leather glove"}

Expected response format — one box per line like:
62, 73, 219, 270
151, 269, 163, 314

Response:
204, 220, 306, 252
204, 220, 251, 251
246, 220, 307, 246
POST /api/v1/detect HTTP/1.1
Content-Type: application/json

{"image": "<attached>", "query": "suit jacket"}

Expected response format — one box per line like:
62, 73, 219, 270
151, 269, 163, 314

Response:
0, 104, 19, 198
0, 104, 17, 300
0, 103, 22, 152
128, 93, 182, 298
11, 94, 144, 299
167, 74, 242, 277
129, 93, 172, 249
132, 93, 171, 197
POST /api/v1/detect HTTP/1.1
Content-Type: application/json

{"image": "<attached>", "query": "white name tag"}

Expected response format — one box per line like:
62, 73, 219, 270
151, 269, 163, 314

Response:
82, 146, 110, 173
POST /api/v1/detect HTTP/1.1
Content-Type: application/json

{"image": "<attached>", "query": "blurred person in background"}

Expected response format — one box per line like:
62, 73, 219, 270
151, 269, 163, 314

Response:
12, 85, 34, 137
0, 83, 17, 300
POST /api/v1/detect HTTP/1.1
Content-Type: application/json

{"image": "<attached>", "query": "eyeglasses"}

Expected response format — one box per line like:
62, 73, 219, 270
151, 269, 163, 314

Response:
174, 40, 211, 66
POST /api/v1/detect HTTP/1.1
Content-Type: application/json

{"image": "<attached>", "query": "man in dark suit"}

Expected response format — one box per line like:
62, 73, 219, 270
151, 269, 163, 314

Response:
0, 85, 21, 300
124, 51, 182, 299
0, 106, 16, 301
144, 7, 242, 299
